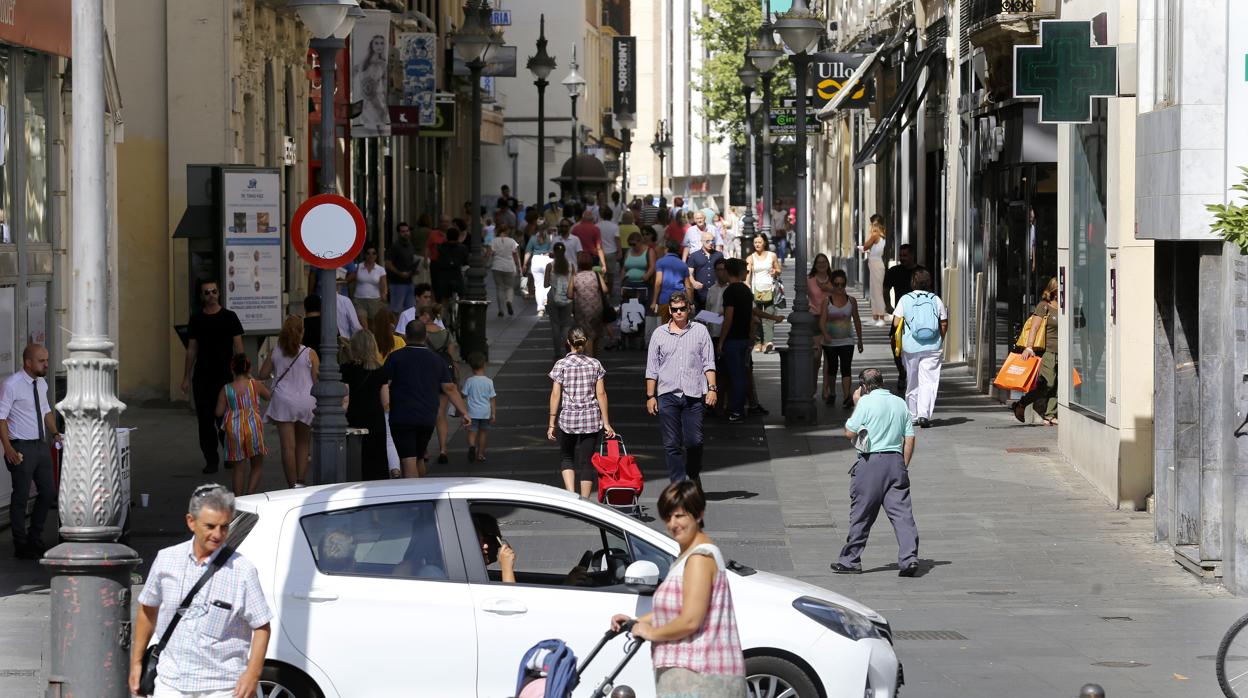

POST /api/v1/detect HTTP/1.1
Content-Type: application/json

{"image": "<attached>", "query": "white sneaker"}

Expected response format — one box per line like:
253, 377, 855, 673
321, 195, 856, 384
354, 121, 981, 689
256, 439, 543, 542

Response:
874, 319, 885, 327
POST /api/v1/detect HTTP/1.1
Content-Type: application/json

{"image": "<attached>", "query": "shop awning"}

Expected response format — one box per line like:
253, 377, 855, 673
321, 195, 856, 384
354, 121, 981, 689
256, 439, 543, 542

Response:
815, 44, 882, 121
852, 45, 942, 169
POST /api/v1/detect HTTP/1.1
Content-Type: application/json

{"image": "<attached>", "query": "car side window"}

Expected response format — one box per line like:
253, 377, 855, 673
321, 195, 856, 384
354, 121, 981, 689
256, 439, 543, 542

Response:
627, 533, 674, 580
300, 501, 447, 580
469, 502, 632, 589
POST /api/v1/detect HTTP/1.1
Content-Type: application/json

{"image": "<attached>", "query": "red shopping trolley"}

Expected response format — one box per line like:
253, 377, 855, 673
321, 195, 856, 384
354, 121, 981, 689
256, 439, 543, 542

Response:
591, 434, 643, 517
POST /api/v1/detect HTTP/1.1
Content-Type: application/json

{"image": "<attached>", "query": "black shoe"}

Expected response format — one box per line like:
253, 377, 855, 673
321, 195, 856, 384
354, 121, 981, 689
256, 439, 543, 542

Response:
830, 562, 861, 575
824, 393, 835, 405
202, 463, 218, 474
918, 418, 931, 428
727, 413, 744, 423
467, 445, 477, 463
748, 403, 769, 416
497, 311, 504, 317
898, 562, 920, 577
842, 396, 854, 409
507, 302, 514, 316
437, 452, 448, 465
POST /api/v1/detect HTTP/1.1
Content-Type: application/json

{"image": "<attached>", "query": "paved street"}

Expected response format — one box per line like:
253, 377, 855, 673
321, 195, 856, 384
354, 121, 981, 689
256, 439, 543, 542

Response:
0, 273, 1239, 697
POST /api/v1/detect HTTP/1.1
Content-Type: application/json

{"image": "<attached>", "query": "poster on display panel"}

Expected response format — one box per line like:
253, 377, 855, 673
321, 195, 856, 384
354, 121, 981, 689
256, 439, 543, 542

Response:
351, 10, 392, 137
221, 170, 283, 334
397, 32, 437, 126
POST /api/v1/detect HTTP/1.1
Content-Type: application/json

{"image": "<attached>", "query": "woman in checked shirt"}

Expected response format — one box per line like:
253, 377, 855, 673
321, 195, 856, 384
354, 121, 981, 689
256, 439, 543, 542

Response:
547, 326, 616, 497
610, 481, 745, 696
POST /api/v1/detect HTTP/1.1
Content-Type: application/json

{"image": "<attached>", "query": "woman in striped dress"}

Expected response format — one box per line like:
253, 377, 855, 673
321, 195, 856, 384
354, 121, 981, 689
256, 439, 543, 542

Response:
215, 353, 270, 495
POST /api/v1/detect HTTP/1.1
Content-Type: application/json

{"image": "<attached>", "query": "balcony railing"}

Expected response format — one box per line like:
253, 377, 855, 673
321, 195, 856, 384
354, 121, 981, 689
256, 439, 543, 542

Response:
968, 0, 1037, 25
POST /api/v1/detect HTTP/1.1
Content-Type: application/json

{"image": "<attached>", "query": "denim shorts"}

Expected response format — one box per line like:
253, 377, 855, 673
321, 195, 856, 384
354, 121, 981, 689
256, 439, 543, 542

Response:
467, 418, 492, 432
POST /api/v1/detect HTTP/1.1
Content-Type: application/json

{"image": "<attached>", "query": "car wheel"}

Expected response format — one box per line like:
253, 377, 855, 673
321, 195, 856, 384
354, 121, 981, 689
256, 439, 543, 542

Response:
745, 655, 819, 698
258, 665, 323, 698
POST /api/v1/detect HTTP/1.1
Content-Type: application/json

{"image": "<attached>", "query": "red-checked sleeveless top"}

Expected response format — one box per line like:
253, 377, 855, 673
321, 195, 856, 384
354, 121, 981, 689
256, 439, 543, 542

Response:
650, 543, 745, 676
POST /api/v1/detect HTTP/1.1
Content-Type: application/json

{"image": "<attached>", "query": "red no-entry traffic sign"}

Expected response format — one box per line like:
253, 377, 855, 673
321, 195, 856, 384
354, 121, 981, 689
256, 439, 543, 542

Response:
291, 194, 366, 269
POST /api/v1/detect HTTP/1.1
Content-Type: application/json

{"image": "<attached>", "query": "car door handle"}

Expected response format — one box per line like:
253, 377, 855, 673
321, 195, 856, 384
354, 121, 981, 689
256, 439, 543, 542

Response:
291, 591, 339, 602
482, 598, 528, 616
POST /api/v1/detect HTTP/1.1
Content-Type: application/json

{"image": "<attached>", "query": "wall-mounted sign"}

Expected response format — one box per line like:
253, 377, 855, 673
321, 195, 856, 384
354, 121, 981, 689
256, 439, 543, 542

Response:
613, 36, 636, 116
452, 46, 518, 77
809, 52, 873, 109
491, 9, 511, 26
769, 108, 821, 135
1014, 20, 1117, 124
391, 96, 455, 137
221, 170, 283, 334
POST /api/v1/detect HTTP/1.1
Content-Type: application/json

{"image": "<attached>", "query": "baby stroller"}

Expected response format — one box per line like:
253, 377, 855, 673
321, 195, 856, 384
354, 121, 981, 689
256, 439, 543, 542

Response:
513, 620, 646, 698
591, 435, 643, 518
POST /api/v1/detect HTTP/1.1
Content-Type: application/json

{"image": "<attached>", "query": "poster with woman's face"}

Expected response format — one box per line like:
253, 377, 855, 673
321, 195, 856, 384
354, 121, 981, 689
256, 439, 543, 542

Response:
350, 10, 392, 137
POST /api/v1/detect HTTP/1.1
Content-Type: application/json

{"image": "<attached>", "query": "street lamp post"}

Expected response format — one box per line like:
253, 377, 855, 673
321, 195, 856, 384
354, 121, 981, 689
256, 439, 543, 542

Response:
617, 111, 636, 206
737, 57, 760, 245
527, 15, 557, 212
650, 120, 672, 200
748, 10, 783, 238
454, 0, 502, 359
562, 48, 586, 204
290, 0, 361, 485
42, 2, 140, 694
774, 0, 823, 425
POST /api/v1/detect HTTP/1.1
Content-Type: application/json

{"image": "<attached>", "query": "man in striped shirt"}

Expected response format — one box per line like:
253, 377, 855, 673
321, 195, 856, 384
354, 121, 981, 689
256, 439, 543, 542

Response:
645, 292, 718, 486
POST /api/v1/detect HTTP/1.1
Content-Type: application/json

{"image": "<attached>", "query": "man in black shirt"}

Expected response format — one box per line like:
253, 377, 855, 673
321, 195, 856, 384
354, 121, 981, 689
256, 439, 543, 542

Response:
386, 222, 420, 313
432, 228, 470, 302
883, 244, 921, 392
717, 258, 784, 422
181, 279, 244, 473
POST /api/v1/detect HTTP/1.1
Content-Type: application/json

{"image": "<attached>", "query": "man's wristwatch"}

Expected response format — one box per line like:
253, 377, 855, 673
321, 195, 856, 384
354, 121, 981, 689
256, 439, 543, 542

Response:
707, 386, 718, 392
646, 394, 657, 400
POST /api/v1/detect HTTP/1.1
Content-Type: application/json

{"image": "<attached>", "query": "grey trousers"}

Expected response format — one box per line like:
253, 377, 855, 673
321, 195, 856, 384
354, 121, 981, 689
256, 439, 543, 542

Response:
7, 439, 55, 545
837, 451, 919, 570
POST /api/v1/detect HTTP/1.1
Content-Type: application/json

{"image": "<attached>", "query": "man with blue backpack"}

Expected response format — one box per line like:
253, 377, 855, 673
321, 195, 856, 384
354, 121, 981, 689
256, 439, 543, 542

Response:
892, 268, 947, 428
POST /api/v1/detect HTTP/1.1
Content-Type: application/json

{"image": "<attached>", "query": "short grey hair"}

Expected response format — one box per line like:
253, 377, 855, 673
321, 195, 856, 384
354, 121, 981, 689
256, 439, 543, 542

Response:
859, 367, 884, 393
189, 484, 235, 519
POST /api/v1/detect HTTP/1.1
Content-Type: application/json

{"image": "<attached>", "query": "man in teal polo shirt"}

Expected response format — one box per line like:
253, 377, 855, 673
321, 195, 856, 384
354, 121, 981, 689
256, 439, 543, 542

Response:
830, 367, 920, 577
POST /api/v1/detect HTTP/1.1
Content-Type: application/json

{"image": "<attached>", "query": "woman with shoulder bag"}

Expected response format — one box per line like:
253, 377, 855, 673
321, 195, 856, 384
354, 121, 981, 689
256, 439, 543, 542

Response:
1013, 277, 1060, 426
259, 315, 318, 487
423, 303, 459, 465
746, 233, 781, 353
545, 242, 576, 362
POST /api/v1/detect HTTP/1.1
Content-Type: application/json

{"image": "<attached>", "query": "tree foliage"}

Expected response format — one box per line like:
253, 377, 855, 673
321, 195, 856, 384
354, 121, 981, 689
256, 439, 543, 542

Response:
1207, 166, 1248, 254
693, 0, 792, 146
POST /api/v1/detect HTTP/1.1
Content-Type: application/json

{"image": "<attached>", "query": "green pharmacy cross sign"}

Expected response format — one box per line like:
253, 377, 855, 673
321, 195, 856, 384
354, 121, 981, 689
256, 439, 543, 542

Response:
1014, 20, 1117, 124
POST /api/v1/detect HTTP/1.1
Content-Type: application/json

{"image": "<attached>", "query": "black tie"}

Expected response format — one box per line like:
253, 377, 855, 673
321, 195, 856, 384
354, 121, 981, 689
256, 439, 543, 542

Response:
33, 380, 44, 443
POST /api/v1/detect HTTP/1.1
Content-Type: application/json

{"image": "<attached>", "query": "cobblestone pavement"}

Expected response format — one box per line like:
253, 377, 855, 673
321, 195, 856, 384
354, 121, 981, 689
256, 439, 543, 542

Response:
0, 271, 1239, 697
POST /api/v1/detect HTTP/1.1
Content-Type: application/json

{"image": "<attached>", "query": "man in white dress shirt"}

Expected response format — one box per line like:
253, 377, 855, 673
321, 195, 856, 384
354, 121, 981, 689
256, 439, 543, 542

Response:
0, 344, 61, 559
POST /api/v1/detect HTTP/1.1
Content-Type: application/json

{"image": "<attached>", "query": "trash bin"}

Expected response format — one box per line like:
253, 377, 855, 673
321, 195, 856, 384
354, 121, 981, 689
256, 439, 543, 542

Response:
776, 346, 789, 417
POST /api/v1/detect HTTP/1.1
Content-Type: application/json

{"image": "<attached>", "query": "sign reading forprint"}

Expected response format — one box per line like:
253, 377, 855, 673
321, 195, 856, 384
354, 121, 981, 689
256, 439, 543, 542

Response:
291, 194, 367, 269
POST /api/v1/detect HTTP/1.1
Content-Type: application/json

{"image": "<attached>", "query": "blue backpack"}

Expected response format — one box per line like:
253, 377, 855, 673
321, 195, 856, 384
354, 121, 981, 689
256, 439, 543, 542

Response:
515, 639, 578, 698
904, 292, 943, 343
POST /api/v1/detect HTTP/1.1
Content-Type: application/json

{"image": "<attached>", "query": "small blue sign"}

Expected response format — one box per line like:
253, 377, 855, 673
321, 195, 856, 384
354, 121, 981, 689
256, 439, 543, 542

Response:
491, 9, 511, 26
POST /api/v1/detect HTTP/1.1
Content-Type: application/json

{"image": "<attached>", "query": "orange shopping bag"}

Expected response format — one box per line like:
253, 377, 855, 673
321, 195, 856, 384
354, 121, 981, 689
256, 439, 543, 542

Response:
1072, 367, 1082, 388
993, 352, 1041, 392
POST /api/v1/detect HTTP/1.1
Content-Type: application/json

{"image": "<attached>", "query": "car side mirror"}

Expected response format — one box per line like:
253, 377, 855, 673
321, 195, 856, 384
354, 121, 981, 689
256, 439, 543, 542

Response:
623, 560, 661, 594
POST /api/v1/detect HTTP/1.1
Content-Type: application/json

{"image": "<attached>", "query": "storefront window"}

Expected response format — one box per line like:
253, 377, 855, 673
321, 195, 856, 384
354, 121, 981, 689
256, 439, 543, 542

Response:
23, 52, 47, 243
1069, 103, 1108, 416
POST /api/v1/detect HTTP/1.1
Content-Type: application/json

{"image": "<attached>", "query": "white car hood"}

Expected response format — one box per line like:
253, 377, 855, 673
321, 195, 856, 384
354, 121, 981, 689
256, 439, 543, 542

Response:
735, 568, 887, 623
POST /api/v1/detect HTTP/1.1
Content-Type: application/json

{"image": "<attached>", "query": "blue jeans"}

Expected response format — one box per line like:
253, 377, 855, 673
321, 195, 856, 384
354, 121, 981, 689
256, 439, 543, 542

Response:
389, 282, 415, 313
721, 338, 751, 416
658, 393, 704, 483
772, 234, 789, 263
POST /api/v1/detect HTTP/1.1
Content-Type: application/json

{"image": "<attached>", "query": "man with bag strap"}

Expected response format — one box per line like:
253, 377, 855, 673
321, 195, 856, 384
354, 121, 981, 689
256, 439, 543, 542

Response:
130, 485, 271, 698
891, 268, 947, 428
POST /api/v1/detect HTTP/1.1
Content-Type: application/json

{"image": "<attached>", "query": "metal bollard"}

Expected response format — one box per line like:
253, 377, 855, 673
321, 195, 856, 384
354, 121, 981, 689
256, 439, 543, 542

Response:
1080, 684, 1106, 698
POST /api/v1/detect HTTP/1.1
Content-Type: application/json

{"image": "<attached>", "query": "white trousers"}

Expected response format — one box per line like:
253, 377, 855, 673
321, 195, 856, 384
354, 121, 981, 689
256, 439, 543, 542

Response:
902, 349, 942, 420
530, 254, 551, 314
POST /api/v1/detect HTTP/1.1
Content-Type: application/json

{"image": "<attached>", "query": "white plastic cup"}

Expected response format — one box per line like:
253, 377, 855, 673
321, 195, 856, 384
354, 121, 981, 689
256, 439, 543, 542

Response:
140, 493, 150, 508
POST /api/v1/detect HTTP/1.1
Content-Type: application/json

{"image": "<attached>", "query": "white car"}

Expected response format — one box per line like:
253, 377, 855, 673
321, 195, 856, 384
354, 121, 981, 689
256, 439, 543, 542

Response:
229, 478, 903, 697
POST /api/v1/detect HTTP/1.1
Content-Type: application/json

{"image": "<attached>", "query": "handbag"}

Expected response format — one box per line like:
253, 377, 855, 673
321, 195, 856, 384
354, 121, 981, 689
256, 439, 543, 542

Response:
1014, 314, 1047, 352
138, 546, 233, 696
993, 352, 1041, 393
773, 280, 787, 309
